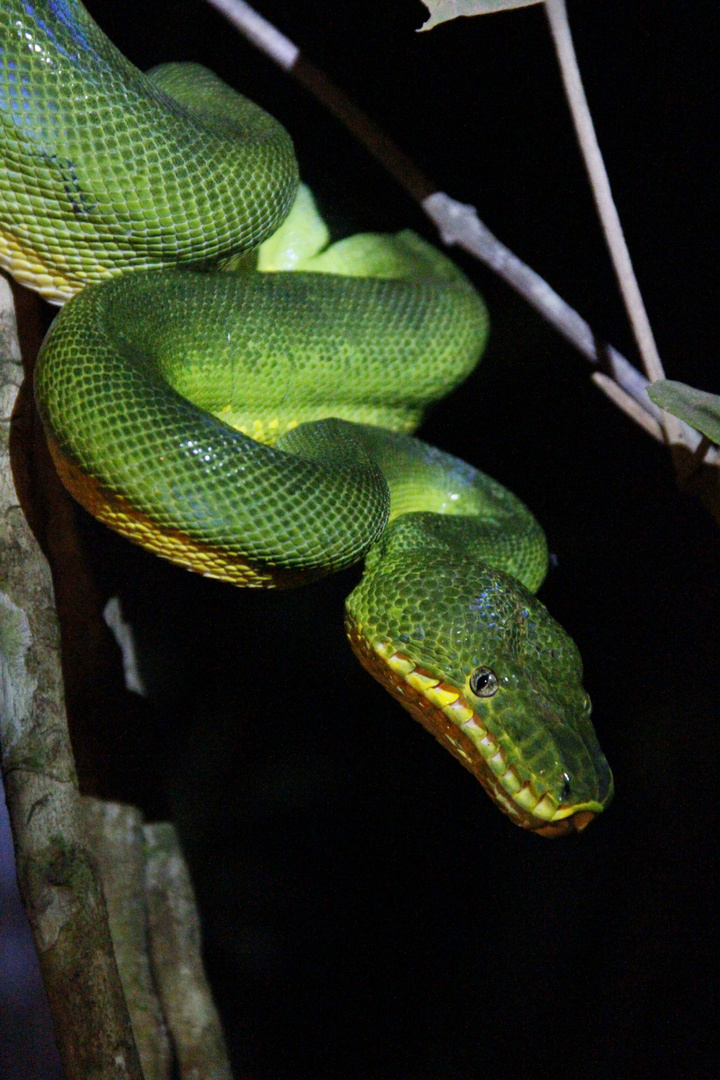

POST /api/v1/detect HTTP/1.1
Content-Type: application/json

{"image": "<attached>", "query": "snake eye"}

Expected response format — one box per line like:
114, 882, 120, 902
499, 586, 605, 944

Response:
469, 666, 499, 697
561, 772, 572, 802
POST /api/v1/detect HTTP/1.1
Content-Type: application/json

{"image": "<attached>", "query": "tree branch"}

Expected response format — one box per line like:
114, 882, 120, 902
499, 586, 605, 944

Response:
544, 0, 682, 446
0, 273, 144, 1079
144, 822, 233, 1080
202, 0, 715, 466
82, 798, 172, 1080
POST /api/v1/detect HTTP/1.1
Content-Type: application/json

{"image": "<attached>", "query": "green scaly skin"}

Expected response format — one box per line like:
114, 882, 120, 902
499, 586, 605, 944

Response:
2, 0, 613, 833
343, 429, 612, 833
0, 0, 297, 300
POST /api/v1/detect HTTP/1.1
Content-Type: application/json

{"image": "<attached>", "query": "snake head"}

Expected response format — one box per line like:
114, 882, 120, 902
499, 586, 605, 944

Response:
345, 526, 613, 836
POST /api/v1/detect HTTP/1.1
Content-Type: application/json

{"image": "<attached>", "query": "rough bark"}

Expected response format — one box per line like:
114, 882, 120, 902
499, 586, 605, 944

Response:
82, 799, 173, 1080
144, 822, 233, 1080
0, 272, 145, 1080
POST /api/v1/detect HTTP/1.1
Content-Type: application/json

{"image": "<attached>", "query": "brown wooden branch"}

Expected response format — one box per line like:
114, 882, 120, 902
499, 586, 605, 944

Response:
205, 0, 720, 497
7, 278, 170, 818
82, 798, 173, 1080
3, 269, 235, 1076
144, 822, 233, 1080
1, 272, 144, 1078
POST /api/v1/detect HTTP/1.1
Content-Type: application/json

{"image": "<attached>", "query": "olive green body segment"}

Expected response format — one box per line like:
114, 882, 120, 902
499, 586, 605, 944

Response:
0, 1, 298, 301
35, 266, 489, 583
4, 0, 614, 833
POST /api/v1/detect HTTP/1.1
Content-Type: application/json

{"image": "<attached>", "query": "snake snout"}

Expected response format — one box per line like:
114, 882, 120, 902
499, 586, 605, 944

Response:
534, 809, 596, 839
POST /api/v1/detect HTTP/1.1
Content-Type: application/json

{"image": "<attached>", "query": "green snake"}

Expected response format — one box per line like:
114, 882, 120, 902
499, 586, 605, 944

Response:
1, 0, 613, 835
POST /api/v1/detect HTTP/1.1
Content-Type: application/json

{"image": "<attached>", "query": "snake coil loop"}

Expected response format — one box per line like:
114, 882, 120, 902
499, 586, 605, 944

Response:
1, 0, 613, 833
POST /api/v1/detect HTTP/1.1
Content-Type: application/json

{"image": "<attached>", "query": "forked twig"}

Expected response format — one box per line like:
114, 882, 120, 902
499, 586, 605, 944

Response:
202, 0, 713, 462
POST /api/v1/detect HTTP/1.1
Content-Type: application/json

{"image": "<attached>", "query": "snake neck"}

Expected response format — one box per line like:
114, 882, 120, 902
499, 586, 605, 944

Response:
349, 424, 549, 591
344, 477, 613, 833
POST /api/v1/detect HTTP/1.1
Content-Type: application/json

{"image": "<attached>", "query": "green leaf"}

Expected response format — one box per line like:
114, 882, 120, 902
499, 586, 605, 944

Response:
647, 380, 720, 445
419, 0, 544, 31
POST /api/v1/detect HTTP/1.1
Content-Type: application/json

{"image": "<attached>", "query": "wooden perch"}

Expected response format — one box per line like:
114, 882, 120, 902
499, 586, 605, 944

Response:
0, 272, 144, 1079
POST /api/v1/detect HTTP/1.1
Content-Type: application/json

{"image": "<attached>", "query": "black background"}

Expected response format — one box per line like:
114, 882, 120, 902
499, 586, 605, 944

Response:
4, 1, 720, 1078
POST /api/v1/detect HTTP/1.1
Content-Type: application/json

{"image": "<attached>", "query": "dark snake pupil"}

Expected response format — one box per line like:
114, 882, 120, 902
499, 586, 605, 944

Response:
470, 667, 498, 696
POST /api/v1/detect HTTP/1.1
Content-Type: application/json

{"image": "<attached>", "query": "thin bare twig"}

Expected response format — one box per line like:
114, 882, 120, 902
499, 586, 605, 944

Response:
201, 0, 711, 462
592, 372, 664, 442
421, 193, 673, 428
544, 0, 682, 446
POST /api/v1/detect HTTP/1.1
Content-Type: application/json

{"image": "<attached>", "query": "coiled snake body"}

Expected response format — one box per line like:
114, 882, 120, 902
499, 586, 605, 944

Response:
1, 0, 612, 835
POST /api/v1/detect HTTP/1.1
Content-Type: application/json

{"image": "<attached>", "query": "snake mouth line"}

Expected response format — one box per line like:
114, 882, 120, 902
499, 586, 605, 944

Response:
346, 622, 597, 837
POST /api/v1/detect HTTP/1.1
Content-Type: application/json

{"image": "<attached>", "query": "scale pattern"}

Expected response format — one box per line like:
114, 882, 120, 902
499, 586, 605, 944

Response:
346, 545, 613, 828
35, 267, 489, 583
3, 0, 613, 831
0, 0, 298, 300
